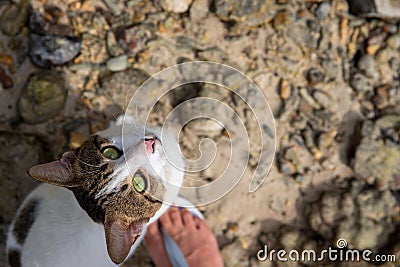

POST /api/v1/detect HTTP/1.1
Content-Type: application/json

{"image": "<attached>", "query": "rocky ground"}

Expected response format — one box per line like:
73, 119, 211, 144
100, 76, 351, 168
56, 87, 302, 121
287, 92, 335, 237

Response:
0, 0, 399, 266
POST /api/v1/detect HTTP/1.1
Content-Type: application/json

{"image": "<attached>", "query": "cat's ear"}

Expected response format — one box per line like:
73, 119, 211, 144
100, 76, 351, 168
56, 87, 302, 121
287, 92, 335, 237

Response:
28, 152, 80, 187
104, 213, 142, 264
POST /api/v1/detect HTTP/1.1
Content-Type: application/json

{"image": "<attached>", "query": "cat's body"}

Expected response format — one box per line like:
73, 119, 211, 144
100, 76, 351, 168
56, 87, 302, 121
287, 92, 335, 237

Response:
7, 184, 117, 267
6, 120, 185, 267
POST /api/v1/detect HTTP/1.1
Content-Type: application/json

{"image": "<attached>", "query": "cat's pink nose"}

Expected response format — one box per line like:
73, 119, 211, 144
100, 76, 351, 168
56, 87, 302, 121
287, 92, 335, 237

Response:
144, 139, 155, 153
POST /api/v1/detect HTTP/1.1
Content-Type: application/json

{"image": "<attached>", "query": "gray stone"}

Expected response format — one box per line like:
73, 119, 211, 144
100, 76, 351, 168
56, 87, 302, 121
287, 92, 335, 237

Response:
102, 0, 123, 16
214, 0, 275, 23
357, 54, 378, 80
315, 2, 331, 19
305, 68, 325, 86
190, 0, 210, 21
374, 0, 400, 18
349, 72, 373, 92
0, 0, 30, 36
29, 33, 81, 68
386, 34, 400, 49
347, 0, 376, 16
106, 55, 128, 72
348, 0, 400, 18
287, 20, 321, 50
106, 31, 124, 57
18, 72, 67, 124
313, 91, 331, 109
159, 0, 193, 13
29, 9, 74, 37
118, 26, 153, 57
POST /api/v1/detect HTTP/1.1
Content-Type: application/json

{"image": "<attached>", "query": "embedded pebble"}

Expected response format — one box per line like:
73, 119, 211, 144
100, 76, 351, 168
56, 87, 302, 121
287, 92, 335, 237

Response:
29, 33, 81, 67
318, 131, 335, 149
357, 54, 378, 80
305, 67, 325, 85
386, 34, 400, 49
214, 0, 273, 22
102, 0, 123, 16
159, 0, 193, 13
190, 0, 210, 21
390, 57, 400, 73
279, 161, 296, 175
0, 0, 30, 36
279, 80, 291, 100
372, 85, 390, 110
349, 72, 373, 92
106, 31, 124, 57
347, 0, 377, 17
288, 20, 321, 50
375, 47, 394, 64
18, 72, 66, 124
118, 26, 153, 57
29, 10, 74, 37
299, 88, 321, 110
366, 43, 380, 55
0, 1, 399, 265
312, 91, 331, 109
315, 2, 331, 19
106, 55, 128, 72
273, 11, 291, 31
279, 89, 300, 121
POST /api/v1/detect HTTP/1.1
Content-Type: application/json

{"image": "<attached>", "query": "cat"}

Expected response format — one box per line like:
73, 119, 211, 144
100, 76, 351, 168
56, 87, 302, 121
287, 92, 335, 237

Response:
6, 119, 185, 267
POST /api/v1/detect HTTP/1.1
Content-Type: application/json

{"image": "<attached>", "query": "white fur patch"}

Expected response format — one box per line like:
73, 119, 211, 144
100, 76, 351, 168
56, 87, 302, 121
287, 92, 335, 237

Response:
7, 184, 128, 267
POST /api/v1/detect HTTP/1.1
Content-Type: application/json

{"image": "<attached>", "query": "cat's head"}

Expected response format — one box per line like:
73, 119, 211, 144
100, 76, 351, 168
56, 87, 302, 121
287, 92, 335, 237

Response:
28, 123, 184, 263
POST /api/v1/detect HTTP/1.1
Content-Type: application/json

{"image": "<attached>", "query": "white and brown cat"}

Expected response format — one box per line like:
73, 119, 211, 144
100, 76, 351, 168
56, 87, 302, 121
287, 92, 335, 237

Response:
6, 119, 185, 267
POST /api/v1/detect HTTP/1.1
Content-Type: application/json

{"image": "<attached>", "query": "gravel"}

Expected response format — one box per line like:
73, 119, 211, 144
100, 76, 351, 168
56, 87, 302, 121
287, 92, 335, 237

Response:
1, 0, 400, 266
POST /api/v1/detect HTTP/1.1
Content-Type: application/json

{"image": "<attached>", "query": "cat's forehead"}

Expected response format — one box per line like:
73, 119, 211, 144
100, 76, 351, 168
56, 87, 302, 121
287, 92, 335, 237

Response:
96, 124, 160, 147
96, 125, 124, 147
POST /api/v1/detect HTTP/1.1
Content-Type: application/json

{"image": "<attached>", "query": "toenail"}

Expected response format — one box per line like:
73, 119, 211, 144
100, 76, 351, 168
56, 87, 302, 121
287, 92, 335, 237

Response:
168, 207, 176, 214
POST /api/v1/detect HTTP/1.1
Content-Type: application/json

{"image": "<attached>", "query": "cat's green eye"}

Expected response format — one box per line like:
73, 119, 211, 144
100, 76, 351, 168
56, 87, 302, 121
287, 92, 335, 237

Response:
132, 174, 146, 193
102, 147, 120, 160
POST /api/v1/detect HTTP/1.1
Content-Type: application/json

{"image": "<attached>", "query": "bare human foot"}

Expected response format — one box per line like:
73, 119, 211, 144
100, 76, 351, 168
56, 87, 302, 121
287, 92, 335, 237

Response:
144, 207, 223, 267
